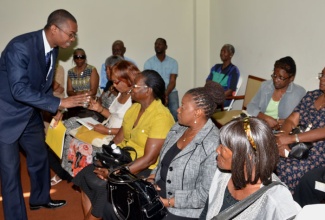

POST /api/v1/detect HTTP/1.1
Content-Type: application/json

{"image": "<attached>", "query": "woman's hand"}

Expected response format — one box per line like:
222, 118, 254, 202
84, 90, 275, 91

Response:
92, 124, 108, 134
276, 134, 293, 157
88, 98, 102, 112
93, 167, 109, 180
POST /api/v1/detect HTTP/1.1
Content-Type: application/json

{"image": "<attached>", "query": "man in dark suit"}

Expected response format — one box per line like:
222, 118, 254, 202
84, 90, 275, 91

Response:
0, 9, 90, 220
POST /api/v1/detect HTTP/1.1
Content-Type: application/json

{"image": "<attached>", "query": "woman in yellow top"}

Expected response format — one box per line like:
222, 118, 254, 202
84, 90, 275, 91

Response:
72, 70, 175, 220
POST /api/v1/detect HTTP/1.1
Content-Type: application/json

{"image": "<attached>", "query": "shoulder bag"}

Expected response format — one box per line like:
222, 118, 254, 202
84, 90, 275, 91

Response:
107, 167, 167, 220
211, 181, 296, 220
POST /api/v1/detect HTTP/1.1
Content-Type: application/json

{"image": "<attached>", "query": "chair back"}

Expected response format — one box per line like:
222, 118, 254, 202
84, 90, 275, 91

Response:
211, 75, 265, 128
225, 75, 243, 111
242, 75, 265, 110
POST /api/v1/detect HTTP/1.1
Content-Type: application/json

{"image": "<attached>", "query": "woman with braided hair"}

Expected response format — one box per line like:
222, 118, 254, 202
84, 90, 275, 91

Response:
140, 81, 225, 219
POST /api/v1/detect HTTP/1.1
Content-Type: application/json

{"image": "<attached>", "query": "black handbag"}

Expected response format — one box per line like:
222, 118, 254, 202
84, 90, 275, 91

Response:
288, 125, 313, 160
107, 167, 167, 220
93, 141, 137, 169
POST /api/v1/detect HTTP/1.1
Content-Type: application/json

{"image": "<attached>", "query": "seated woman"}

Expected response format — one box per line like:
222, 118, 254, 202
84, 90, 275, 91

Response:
247, 56, 305, 130
200, 117, 300, 220
276, 68, 325, 194
72, 70, 175, 220
61, 59, 137, 177
206, 44, 240, 107
65, 48, 99, 118
141, 81, 225, 220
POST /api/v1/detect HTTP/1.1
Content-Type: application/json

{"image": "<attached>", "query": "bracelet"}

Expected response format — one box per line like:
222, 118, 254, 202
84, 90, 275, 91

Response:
99, 107, 104, 113
108, 129, 112, 135
295, 134, 300, 143
168, 198, 171, 207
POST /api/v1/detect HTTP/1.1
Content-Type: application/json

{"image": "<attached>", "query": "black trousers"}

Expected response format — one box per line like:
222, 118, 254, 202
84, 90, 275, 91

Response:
293, 166, 325, 207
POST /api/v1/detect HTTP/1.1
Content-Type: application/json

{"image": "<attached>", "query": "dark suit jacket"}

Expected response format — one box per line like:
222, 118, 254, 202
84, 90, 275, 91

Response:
0, 29, 60, 144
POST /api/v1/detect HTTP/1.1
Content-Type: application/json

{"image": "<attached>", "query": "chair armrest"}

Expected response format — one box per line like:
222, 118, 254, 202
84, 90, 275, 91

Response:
226, 95, 245, 100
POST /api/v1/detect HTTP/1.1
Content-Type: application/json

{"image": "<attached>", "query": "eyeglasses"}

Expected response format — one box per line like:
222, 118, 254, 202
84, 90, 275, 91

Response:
271, 73, 290, 81
55, 25, 77, 39
132, 85, 148, 89
243, 117, 257, 151
318, 73, 325, 79
73, 55, 86, 60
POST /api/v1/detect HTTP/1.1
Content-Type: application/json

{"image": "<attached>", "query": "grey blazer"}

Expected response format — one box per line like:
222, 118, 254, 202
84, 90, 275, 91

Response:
152, 119, 219, 218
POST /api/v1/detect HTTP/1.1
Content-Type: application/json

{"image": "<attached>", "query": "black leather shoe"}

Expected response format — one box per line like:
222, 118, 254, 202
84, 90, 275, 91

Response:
30, 200, 66, 210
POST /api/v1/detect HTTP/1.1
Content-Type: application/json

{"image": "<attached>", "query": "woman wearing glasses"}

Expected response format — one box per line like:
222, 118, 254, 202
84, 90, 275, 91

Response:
65, 48, 99, 118
247, 56, 306, 130
276, 68, 325, 194
67, 48, 99, 97
72, 70, 175, 220
200, 117, 300, 220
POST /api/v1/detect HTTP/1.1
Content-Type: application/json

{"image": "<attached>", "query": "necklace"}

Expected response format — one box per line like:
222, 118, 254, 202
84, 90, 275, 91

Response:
75, 64, 87, 76
182, 130, 196, 142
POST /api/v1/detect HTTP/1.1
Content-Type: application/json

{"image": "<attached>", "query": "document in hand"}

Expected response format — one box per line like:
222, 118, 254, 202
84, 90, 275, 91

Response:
76, 117, 100, 130
46, 119, 66, 159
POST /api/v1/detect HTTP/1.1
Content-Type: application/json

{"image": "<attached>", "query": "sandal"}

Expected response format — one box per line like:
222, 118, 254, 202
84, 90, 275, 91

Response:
50, 175, 62, 186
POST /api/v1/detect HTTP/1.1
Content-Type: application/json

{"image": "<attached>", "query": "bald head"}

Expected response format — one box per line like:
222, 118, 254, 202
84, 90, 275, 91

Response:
112, 40, 126, 57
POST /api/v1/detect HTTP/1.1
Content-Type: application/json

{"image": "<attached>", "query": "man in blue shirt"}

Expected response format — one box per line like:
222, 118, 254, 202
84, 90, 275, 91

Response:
144, 38, 179, 121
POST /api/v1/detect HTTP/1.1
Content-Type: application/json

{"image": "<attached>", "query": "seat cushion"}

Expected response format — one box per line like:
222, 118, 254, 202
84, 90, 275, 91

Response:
211, 110, 242, 127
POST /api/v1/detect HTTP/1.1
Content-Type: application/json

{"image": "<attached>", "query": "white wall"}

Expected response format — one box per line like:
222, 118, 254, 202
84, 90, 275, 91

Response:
1, 0, 324, 110
211, 0, 325, 109
0, 0, 198, 101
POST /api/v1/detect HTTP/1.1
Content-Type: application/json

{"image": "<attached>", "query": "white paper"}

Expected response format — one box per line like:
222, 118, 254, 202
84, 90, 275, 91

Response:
315, 181, 325, 193
76, 117, 100, 130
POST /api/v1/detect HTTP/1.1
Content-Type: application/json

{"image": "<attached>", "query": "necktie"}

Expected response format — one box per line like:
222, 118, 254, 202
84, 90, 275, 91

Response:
45, 51, 52, 73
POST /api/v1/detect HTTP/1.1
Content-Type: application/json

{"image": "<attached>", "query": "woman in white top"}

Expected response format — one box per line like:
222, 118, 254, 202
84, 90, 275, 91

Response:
61, 60, 140, 177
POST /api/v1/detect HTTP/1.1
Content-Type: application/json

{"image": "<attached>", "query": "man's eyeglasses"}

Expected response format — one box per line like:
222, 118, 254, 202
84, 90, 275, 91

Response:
318, 73, 325, 79
74, 55, 86, 60
132, 85, 148, 89
55, 25, 77, 39
271, 73, 290, 81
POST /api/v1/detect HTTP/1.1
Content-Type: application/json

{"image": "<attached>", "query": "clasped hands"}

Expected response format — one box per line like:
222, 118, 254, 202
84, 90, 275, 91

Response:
275, 132, 292, 157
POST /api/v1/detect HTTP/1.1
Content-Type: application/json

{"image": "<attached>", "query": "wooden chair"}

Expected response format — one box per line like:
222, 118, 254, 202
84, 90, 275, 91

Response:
212, 75, 266, 128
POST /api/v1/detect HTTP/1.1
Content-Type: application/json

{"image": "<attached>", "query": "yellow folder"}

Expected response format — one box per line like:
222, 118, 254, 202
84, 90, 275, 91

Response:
45, 119, 66, 159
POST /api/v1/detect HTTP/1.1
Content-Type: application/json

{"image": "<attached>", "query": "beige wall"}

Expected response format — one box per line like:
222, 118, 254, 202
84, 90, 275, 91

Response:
211, 0, 325, 109
1, 0, 324, 109
0, 0, 199, 101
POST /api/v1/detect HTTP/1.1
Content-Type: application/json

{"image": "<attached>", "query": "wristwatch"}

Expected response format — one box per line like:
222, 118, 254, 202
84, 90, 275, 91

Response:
295, 134, 300, 143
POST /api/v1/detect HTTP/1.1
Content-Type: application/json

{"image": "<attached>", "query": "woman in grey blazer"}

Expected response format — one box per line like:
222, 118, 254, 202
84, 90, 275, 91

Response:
147, 81, 225, 219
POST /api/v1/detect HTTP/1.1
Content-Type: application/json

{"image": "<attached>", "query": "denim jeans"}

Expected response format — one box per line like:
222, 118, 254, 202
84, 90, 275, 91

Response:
168, 91, 179, 122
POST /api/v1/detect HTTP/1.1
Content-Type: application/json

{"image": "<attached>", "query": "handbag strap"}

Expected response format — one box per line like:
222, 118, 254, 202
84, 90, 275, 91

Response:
212, 181, 283, 220
122, 146, 138, 160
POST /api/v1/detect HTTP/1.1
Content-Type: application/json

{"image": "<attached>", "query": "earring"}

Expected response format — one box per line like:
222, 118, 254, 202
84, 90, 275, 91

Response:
194, 119, 197, 124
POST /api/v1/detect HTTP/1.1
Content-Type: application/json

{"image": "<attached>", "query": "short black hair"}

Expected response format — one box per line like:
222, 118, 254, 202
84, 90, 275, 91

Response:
274, 56, 296, 76
44, 9, 77, 29
220, 117, 279, 189
141, 70, 166, 105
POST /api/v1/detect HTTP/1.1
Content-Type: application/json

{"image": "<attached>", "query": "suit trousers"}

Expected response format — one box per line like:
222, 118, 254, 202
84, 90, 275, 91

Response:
0, 110, 50, 220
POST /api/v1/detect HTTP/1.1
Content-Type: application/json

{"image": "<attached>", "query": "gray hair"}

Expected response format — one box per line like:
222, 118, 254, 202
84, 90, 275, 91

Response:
105, 55, 124, 68
223, 44, 235, 55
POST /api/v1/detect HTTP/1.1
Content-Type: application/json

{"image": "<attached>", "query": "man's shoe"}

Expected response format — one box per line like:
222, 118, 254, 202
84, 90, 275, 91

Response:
30, 200, 67, 210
